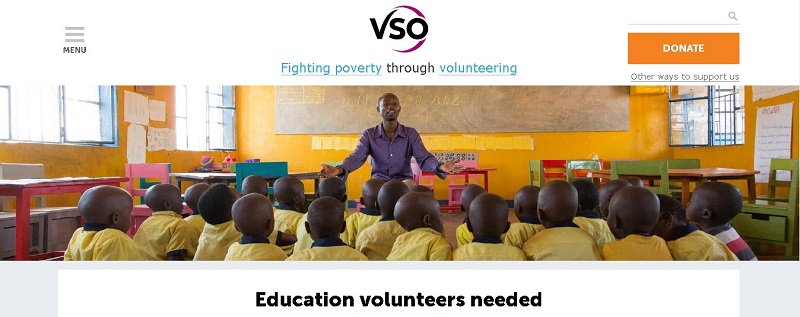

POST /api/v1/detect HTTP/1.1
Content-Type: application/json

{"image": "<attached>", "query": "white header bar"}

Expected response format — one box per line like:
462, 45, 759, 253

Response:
0, 0, 797, 84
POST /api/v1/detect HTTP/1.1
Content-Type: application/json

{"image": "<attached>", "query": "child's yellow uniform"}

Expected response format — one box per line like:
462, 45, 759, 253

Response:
292, 213, 313, 254
573, 212, 615, 249
523, 222, 601, 261
602, 234, 673, 261
455, 222, 473, 247
184, 213, 206, 235
194, 221, 242, 261
273, 204, 305, 255
667, 224, 737, 261
64, 224, 140, 261
453, 237, 526, 261
503, 217, 545, 249
355, 218, 406, 260
224, 235, 288, 261
387, 227, 452, 261
341, 209, 381, 247
286, 237, 368, 261
133, 211, 196, 260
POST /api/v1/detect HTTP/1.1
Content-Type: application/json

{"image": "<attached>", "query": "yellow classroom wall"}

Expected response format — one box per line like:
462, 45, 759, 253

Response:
0, 86, 236, 207
673, 86, 799, 194
236, 86, 672, 200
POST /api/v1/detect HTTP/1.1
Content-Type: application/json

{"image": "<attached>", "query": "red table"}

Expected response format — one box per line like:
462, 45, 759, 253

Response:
0, 177, 128, 260
423, 168, 497, 211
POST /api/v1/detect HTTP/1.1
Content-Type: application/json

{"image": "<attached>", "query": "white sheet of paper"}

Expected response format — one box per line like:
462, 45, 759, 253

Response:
123, 90, 150, 125
147, 127, 177, 151
753, 102, 794, 183
149, 99, 166, 122
127, 124, 147, 163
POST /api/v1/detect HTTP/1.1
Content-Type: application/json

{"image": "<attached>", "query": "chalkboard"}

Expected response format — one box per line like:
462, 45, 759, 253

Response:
274, 86, 629, 134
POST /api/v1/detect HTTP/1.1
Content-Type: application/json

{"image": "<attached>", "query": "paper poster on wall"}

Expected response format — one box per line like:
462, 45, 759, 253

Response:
127, 124, 147, 163
123, 90, 150, 125
149, 99, 166, 122
752, 86, 799, 102
147, 127, 177, 151
753, 102, 794, 183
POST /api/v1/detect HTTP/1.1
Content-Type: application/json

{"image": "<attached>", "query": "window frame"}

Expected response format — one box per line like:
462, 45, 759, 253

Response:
175, 85, 237, 151
667, 85, 744, 147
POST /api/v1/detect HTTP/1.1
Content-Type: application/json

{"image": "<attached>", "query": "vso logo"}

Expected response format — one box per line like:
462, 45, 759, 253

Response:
370, 5, 428, 53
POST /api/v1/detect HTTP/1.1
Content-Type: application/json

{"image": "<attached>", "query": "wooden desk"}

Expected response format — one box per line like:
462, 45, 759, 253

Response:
589, 168, 759, 205
0, 177, 128, 260
170, 172, 321, 195
423, 168, 497, 211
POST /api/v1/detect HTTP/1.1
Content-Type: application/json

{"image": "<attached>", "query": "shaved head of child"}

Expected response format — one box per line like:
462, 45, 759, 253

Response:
198, 183, 237, 225
514, 186, 540, 222
232, 193, 275, 238
394, 192, 444, 234
460, 184, 486, 213
305, 197, 346, 240
184, 183, 211, 214
650, 194, 688, 241
622, 176, 645, 188
686, 182, 743, 230
607, 186, 660, 239
78, 185, 134, 232
274, 176, 306, 208
376, 180, 410, 219
409, 185, 434, 195
361, 178, 386, 210
599, 179, 632, 218
241, 175, 268, 196
468, 193, 510, 238
318, 177, 347, 202
572, 179, 599, 212
537, 180, 579, 227
144, 184, 183, 214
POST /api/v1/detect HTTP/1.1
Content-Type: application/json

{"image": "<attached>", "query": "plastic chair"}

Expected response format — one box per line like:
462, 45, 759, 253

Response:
662, 158, 700, 200
410, 160, 435, 190
731, 158, 798, 256
125, 163, 191, 237
0, 163, 47, 211
139, 163, 172, 203
234, 162, 289, 196
529, 160, 543, 187
566, 159, 603, 183
542, 160, 567, 181
446, 160, 479, 208
610, 160, 670, 195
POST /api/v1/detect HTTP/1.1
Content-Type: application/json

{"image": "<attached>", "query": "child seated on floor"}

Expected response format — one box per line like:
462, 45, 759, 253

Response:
572, 179, 615, 249
387, 192, 452, 261
64, 185, 139, 261
504, 186, 545, 249
598, 179, 632, 219
341, 178, 385, 247
687, 182, 757, 261
356, 180, 410, 260
522, 180, 601, 261
133, 184, 196, 260
456, 184, 487, 247
184, 183, 211, 236
651, 194, 737, 261
454, 193, 526, 261
194, 184, 242, 261
272, 177, 306, 255
602, 187, 673, 261
286, 197, 368, 261
293, 177, 347, 254
224, 193, 287, 261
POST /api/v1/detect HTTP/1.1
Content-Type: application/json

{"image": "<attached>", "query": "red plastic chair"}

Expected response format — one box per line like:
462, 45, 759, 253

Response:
542, 160, 567, 181
124, 163, 191, 237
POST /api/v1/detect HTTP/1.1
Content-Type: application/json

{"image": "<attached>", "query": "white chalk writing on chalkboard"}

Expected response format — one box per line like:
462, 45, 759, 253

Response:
753, 103, 794, 183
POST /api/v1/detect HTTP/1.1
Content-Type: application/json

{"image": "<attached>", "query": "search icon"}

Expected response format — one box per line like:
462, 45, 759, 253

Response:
728, 11, 737, 21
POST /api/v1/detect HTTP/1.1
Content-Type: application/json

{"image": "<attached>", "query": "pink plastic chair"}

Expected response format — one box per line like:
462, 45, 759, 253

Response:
124, 163, 191, 237
447, 160, 480, 208
410, 160, 435, 190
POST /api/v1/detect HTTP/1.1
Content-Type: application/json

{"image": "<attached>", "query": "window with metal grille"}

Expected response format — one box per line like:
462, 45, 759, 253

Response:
668, 85, 744, 146
0, 86, 117, 145
175, 86, 236, 151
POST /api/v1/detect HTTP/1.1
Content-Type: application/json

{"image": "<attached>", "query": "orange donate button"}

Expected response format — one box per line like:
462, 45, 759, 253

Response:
628, 33, 739, 64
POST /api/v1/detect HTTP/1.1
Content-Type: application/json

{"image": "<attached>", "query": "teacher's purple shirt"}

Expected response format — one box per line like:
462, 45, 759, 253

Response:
338, 123, 445, 181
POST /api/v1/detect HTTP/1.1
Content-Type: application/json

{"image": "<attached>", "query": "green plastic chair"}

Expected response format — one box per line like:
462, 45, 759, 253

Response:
234, 162, 289, 196
139, 163, 172, 204
663, 158, 700, 200
566, 159, 602, 184
610, 160, 670, 195
529, 160, 543, 187
731, 158, 798, 256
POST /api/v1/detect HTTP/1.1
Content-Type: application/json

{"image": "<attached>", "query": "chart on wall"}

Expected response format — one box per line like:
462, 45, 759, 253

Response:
753, 102, 794, 183
274, 86, 630, 134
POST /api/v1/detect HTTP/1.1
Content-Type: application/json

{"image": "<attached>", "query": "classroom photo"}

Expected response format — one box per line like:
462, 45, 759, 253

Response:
0, 85, 797, 261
